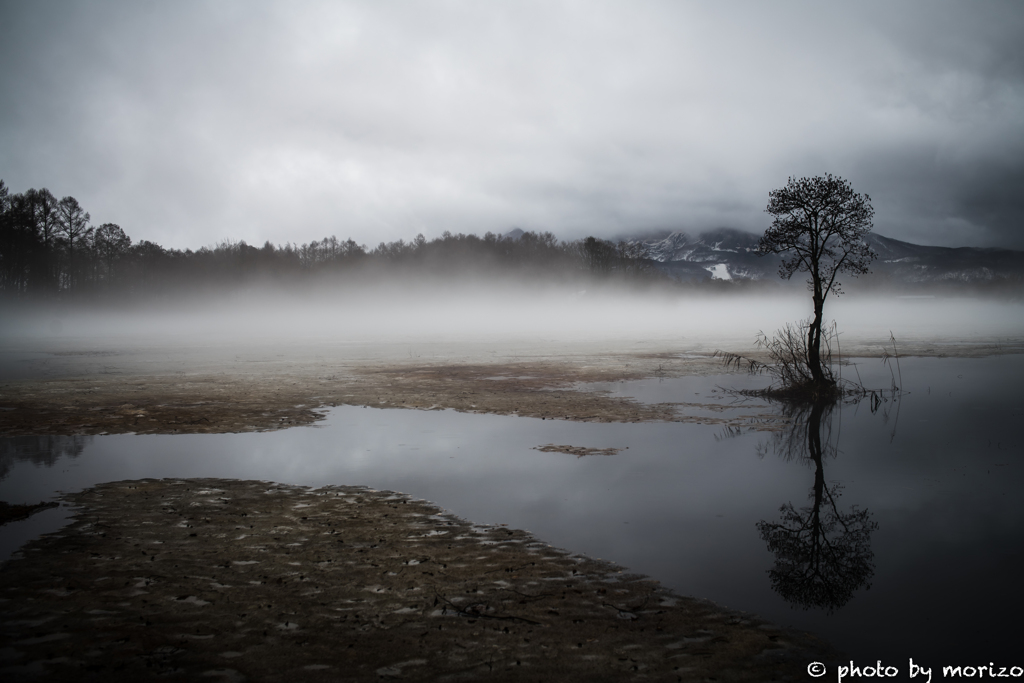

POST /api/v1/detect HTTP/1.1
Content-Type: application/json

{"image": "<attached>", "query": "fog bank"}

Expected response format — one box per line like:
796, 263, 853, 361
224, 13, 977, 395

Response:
3, 287, 1022, 355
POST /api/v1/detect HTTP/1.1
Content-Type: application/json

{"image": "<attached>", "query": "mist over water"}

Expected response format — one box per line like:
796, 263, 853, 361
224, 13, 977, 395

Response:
3, 287, 1023, 353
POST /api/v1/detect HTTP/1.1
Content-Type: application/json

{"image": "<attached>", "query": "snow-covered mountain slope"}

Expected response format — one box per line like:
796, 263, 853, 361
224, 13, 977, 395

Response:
623, 229, 1024, 285
627, 228, 777, 282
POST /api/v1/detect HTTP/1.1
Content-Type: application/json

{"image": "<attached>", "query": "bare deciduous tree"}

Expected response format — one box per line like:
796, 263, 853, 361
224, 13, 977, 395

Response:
29, 188, 60, 292
57, 196, 92, 291
93, 223, 132, 283
757, 175, 876, 389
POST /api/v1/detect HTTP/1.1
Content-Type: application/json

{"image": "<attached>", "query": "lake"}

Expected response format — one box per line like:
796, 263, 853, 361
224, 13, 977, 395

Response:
1, 354, 1022, 667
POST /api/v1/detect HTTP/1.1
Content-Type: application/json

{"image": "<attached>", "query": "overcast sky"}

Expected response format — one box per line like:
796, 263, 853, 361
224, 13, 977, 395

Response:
2, 0, 1022, 250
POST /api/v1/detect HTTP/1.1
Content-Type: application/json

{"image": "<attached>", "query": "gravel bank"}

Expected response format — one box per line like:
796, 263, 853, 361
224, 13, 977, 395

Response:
0, 478, 835, 681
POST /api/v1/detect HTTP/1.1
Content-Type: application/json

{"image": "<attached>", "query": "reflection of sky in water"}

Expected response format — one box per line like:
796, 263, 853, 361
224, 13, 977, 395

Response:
577, 372, 776, 420
1, 356, 1022, 664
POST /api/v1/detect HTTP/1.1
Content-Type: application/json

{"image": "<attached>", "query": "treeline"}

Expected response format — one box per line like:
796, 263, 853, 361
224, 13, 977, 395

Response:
0, 181, 657, 299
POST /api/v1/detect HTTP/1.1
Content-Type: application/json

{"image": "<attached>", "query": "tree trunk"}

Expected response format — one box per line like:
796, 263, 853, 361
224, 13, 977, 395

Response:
808, 283, 825, 386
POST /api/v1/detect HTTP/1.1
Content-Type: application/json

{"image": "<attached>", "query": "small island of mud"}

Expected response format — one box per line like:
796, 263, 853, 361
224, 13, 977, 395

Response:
0, 500, 58, 526
0, 478, 835, 681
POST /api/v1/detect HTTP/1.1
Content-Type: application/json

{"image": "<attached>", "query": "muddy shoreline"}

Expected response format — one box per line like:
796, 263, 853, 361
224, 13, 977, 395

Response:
0, 478, 836, 681
0, 349, 762, 436
4, 336, 1016, 437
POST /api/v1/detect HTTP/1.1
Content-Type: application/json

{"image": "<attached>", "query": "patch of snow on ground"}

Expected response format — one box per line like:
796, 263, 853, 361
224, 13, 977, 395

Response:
705, 264, 731, 280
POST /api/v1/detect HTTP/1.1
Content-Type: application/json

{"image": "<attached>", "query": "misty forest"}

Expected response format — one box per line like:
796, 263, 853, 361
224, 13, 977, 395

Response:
0, 180, 662, 297
2, 2, 1024, 682
3, 180, 1023, 301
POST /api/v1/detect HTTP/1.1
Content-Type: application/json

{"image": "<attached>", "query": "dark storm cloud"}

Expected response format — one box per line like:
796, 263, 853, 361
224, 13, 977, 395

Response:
1, 0, 1022, 249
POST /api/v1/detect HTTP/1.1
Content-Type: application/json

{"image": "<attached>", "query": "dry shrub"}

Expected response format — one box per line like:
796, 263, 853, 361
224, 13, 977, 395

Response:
716, 318, 841, 402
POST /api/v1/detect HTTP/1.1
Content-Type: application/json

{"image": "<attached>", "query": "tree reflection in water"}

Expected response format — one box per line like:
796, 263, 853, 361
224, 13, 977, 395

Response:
0, 435, 90, 480
757, 400, 878, 613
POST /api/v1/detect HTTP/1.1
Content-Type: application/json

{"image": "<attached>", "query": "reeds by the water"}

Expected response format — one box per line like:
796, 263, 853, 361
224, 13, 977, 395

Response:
714, 320, 903, 406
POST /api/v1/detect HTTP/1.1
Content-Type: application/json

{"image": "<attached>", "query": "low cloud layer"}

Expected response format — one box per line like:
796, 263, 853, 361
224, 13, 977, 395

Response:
2, 1, 1022, 249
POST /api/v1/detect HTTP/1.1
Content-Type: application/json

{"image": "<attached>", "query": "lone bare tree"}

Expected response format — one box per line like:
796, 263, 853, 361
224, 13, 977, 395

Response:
757, 175, 876, 390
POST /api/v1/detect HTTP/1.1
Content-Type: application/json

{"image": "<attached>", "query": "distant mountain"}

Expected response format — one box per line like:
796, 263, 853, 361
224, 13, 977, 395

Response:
622, 229, 1024, 286
861, 234, 1024, 285
620, 228, 775, 282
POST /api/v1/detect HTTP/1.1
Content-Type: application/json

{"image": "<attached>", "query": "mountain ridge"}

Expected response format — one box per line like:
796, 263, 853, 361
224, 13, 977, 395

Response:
612, 228, 1024, 285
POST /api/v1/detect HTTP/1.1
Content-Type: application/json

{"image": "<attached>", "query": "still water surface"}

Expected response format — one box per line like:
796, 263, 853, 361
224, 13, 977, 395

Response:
1, 355, 1022, 666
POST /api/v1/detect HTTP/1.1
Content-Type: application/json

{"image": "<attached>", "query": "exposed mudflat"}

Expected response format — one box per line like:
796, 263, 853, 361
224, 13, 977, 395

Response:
0, 478, 835, 682
0, 343, 757, 436
532, 444, 622, 457
3, 334, 1013, 437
